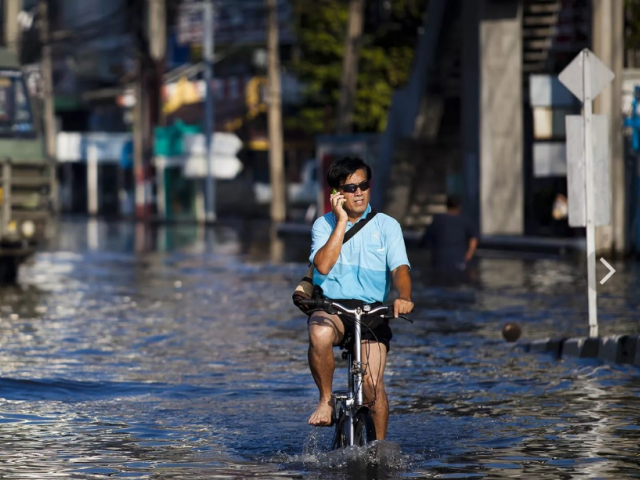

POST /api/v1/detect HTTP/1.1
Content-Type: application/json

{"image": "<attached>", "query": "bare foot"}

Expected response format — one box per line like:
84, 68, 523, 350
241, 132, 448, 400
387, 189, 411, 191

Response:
308, 398, 333, 426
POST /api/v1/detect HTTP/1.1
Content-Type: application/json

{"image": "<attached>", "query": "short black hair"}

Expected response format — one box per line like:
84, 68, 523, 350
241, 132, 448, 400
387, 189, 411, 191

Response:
326, 156, 372, 189
446, 194, 461, 210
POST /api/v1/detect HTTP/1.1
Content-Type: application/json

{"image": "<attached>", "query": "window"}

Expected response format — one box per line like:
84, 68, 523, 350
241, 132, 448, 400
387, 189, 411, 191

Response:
0, 70, 35, 138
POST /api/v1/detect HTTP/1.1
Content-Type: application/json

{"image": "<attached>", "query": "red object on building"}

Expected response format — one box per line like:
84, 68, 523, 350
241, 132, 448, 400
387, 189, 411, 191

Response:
321, 153, 333, 215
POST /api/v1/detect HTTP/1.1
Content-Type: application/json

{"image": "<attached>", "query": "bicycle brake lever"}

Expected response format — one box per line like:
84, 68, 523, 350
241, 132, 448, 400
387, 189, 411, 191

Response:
379, 313, 413, 323
398, 315, 413, 323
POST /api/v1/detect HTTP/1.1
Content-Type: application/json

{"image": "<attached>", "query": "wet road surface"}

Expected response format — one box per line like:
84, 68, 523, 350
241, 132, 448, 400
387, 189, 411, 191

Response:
0, 218, 638, 479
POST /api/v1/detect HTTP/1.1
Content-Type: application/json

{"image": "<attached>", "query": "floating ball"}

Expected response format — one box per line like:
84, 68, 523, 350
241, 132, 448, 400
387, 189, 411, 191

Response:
502, 322, 522, 343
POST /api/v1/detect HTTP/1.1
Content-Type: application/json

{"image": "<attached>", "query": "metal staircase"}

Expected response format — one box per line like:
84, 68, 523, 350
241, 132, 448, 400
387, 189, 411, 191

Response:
523, 0, 562, 74
523, 0, 590, 76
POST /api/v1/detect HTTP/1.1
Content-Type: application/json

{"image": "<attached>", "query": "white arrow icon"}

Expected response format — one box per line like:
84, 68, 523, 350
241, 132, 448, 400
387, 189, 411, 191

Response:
599, 257, 616, 285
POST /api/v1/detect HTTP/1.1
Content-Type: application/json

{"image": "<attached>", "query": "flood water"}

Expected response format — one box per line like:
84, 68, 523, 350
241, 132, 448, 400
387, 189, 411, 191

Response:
1, 218, 639, 479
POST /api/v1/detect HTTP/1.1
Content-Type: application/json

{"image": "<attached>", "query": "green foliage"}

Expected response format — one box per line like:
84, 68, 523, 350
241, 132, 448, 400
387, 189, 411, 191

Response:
290, 0, 427, 134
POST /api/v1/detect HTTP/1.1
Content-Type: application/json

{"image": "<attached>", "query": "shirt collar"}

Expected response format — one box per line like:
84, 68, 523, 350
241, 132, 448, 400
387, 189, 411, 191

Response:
343, 203, 371, 227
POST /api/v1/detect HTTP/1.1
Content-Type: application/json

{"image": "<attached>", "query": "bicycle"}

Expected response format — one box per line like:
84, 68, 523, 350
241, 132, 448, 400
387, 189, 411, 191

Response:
300, 297, 412, 449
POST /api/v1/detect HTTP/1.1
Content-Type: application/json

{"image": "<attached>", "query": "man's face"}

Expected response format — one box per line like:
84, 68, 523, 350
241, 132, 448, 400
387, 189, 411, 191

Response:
338, 168, 370, 218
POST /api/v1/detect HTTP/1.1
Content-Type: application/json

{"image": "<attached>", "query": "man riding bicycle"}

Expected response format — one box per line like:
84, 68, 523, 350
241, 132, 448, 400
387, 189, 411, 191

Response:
293, 156, 413, 440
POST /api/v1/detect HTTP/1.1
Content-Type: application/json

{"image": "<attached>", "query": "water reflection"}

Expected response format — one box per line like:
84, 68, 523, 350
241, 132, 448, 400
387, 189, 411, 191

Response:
52, 219, 302, 263
0, 218, 636, 478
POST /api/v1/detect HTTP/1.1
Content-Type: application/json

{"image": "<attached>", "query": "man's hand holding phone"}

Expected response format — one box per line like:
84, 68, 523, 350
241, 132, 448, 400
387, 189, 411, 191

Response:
330, 188, 347, 222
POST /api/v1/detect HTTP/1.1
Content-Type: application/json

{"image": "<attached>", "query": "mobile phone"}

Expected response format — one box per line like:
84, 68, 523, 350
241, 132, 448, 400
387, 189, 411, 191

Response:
332, 189, 345, 207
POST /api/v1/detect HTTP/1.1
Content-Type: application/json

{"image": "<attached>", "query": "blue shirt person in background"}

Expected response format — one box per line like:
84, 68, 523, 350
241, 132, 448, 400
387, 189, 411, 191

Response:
419, 195, 478, 272
303, 156, 413, 440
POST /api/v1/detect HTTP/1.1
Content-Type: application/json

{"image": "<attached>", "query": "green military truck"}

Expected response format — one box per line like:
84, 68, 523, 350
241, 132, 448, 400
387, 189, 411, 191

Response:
0, 48, 56, 283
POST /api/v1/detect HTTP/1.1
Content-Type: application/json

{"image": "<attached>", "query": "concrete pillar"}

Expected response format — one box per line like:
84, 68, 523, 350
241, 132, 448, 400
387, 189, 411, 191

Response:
462, 0, 524, 236
592, 0, 625, 254
479, 0, 524, 235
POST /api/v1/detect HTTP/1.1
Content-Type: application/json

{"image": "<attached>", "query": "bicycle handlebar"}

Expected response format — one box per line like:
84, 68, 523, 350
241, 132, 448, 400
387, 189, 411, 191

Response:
299, 297, 413, 322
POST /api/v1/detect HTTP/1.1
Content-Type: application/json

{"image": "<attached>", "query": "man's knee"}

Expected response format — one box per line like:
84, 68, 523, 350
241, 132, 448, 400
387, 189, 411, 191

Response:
363, 375, 384, 396
308, 322, 337, 347
308, 313, 343, 346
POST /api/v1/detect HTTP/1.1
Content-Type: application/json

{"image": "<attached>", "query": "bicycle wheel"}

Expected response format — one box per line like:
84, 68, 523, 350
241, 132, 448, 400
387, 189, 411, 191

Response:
330, 392, 351, 449
331, 405, 348, 449
353, 409, 376, 446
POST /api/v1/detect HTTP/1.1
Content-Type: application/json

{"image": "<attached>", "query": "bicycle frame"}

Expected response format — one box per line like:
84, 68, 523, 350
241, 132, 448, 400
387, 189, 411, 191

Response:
330, 301, 389, 448
348, 305, 364, 443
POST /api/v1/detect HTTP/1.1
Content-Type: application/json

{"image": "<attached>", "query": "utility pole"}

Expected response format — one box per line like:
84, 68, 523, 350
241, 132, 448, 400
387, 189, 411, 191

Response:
133, 0, 147, 221
148, 0, 166, 218
592, 0, 625, 255
266, 0, 286, 222
336, 0, 365, 134
203, 0, 216, 222
133, 55, 146, 219
148, 0, 166, 65
132, 0, 165, 220
38, 0, 56, 160
4, 0, 22, 56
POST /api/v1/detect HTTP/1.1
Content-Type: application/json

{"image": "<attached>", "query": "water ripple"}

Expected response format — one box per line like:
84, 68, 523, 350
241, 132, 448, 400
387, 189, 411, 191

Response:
0, 219, 636, 478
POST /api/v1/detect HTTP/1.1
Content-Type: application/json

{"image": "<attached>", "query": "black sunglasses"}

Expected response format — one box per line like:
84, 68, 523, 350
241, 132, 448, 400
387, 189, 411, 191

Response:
339, 180, 371, 193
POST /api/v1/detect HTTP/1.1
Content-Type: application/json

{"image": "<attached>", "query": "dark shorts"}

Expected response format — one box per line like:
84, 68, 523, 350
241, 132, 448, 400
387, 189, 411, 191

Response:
308, 299, 393, 352
340, 314, 393, 353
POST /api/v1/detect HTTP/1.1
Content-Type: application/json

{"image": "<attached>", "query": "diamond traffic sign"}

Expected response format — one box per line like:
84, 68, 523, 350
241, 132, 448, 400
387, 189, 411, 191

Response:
558, 48, 614, 102
559, 48, 615, 338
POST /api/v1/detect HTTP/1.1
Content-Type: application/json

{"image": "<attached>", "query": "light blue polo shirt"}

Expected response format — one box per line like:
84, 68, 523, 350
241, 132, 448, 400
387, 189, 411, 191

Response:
309, 204, 410, 303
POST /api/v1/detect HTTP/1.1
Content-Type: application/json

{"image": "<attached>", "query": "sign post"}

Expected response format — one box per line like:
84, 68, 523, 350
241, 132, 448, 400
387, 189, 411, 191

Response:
559, 48, 614, 338
203, 0, 216, 222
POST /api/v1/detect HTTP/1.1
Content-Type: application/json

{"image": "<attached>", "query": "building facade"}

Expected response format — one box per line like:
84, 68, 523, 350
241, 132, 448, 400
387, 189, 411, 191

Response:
379, 0, 628, 252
